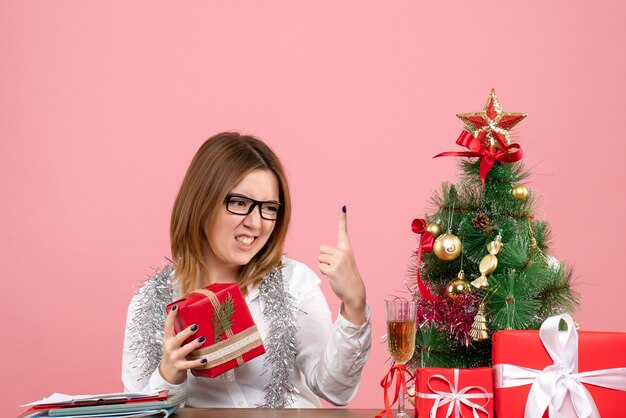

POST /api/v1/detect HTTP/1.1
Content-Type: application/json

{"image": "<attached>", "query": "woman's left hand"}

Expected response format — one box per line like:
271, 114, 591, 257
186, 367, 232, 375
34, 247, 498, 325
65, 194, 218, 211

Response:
319, 207, 367, 325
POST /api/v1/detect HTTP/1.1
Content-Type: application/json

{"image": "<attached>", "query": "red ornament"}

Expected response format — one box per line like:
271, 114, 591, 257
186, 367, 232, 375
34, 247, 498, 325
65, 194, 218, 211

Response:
412, 218, 441, 303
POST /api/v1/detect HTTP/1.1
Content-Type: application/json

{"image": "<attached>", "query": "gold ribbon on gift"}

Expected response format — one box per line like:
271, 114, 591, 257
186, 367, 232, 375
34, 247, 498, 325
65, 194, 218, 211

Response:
187, 289, 263, 369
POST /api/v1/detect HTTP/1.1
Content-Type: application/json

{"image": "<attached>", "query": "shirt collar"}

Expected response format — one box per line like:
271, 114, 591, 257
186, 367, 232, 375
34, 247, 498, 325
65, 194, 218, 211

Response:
246, 283, 260, 303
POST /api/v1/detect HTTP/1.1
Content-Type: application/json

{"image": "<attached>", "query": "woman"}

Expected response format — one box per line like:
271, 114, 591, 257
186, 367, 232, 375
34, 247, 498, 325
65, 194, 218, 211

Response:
122, 132, 371, 408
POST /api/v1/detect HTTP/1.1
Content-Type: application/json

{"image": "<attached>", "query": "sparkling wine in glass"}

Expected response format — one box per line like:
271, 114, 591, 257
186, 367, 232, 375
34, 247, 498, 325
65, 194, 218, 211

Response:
385, 300, 417, 418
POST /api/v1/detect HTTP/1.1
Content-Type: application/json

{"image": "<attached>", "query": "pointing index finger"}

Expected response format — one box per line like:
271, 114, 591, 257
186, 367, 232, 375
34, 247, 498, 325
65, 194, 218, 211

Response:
337, 205, 350, 249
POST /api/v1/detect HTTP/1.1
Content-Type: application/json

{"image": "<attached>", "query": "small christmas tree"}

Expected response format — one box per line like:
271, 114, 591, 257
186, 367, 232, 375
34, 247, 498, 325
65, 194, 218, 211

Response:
408, 89, 578, 368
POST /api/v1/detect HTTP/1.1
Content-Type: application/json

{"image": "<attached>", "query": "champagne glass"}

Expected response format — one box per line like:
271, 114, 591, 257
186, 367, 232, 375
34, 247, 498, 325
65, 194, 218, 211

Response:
385, 299, 417, 418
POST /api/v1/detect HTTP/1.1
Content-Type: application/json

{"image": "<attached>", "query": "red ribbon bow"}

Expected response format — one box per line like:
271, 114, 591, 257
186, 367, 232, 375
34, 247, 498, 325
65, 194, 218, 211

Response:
376, 364, 417, 418
434, 131, 524, 183
412, 218, 441, 302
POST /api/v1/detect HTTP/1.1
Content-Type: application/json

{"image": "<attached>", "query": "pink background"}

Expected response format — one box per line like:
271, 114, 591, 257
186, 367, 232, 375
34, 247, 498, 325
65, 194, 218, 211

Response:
2, 1, 625, 415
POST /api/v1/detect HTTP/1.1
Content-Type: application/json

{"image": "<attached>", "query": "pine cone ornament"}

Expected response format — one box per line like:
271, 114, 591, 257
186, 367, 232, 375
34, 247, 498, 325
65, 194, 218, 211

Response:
472, 213, 490, 229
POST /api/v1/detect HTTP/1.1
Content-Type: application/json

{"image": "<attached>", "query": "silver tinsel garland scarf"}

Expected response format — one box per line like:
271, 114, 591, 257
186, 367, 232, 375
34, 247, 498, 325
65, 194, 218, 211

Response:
127, 264, 298, 408
128, 264, 174, 381
259, 267, 298, 408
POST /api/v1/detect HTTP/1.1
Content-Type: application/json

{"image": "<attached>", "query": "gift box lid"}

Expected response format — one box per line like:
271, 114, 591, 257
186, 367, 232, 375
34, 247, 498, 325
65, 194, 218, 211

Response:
492, 329, 626, 371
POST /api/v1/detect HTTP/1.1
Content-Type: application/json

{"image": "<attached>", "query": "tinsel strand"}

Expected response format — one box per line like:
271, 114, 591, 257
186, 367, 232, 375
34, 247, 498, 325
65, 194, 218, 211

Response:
416, 292, 480, 346
259, 267, 298, 408
128, 264, 175, 380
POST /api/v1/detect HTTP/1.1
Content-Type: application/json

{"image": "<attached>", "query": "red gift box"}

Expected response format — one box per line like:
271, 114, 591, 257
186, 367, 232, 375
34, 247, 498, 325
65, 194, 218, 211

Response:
415, 367, 493, 418
492, 314, 626, 417
165, 282, 265, 378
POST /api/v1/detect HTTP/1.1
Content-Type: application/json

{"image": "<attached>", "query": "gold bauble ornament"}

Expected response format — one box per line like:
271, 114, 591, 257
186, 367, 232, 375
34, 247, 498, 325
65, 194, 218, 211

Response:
426, 220, 444, 238
446, 271, 471, 299
433, 233, 462, 261
512, 185, 528, 200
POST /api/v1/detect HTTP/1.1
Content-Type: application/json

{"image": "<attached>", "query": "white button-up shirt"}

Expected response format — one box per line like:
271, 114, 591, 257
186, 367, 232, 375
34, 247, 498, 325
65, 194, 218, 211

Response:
122, 257, 371, 407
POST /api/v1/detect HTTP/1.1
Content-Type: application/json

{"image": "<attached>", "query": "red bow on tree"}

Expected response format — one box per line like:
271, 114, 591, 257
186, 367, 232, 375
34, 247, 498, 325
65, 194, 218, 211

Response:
412, 218, 441, 303
434, 131, 524, 183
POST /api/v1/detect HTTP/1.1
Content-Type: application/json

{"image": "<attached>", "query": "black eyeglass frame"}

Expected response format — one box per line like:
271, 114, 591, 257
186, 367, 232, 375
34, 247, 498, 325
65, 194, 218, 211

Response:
224, 194, 283, 221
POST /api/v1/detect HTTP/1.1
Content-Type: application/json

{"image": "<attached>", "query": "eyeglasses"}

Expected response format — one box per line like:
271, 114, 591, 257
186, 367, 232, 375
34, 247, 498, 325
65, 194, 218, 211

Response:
224, 194, 283, 221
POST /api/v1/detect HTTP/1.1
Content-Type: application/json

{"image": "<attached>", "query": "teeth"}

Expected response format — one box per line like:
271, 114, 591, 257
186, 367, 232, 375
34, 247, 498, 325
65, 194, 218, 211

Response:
236, 236, 254, 245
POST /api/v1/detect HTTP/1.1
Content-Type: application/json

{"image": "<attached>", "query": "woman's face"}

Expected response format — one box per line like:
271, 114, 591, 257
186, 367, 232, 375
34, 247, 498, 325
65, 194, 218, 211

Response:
204, 169, 280, 275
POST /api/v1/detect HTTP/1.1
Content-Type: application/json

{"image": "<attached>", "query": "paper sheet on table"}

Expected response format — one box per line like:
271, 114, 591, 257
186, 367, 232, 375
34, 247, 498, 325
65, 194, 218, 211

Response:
21, 391, 163, 407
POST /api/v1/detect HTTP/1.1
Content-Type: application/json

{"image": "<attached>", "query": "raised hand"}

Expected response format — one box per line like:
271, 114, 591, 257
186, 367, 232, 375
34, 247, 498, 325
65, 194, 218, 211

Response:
158, 305, 209, 384
318, 206, 367, 325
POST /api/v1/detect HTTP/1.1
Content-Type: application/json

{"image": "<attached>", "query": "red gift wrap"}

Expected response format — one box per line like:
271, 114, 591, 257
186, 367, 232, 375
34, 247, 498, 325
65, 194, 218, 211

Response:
492, 314, 626, 417
415, 367, 493, 418
165, 282, 265, 378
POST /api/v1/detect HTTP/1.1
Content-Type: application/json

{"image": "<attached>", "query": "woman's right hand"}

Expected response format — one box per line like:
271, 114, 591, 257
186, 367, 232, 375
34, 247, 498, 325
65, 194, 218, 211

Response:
158, 305, 208, 385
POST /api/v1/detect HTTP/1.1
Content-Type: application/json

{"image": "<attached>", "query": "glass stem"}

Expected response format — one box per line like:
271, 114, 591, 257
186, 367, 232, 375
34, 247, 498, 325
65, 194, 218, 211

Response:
398, 386, 406, 417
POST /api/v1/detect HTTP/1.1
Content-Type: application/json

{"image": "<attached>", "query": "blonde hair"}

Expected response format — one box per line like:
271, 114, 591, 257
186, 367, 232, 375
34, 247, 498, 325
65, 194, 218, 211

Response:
170, 132, 291, 296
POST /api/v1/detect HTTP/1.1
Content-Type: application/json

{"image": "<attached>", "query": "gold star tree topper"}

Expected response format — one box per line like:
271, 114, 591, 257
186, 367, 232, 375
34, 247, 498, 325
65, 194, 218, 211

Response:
457, 89, 527, 150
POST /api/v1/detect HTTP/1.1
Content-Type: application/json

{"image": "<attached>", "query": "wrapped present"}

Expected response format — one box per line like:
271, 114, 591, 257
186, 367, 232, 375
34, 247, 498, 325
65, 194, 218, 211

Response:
492, 314, 626, 417
165, 282, 265, 378
415, 367, 493, 418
